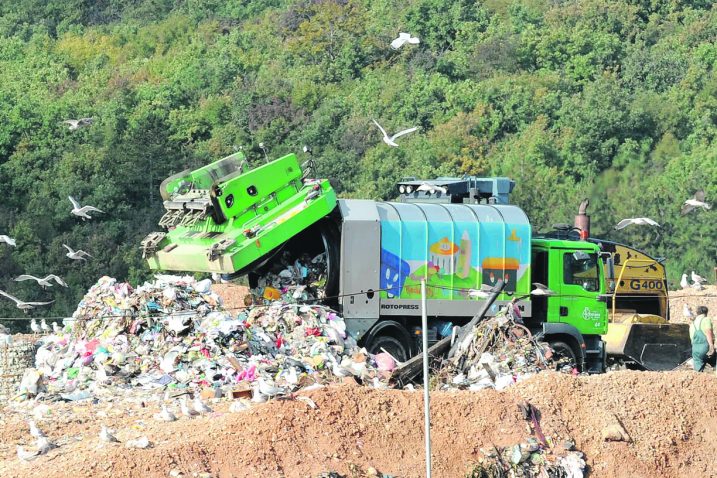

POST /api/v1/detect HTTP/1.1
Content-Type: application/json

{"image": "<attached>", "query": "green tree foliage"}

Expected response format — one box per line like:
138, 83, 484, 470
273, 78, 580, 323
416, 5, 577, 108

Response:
0, 0, 716, 325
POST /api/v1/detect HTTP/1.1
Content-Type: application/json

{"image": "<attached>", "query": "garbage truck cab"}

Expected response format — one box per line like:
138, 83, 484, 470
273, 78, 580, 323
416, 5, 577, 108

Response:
528, 238, 608, 373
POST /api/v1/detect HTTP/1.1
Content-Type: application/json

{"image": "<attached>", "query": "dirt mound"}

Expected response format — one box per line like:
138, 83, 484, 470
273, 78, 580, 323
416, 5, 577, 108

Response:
669, 285, 717, 324
2, 371, 716, 478
212, 283, 250, 311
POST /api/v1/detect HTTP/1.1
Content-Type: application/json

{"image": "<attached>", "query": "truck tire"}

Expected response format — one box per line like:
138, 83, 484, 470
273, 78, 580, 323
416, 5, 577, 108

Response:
549, 340, 578, 370
366, 335, 409, 363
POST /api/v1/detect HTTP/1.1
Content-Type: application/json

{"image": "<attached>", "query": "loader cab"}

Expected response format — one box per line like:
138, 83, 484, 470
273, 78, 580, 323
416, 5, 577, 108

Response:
530, 239, 608, 336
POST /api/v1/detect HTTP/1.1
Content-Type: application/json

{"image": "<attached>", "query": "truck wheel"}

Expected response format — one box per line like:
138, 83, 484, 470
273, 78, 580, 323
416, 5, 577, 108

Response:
366, 335, 409, 363
549, 341, 578, 370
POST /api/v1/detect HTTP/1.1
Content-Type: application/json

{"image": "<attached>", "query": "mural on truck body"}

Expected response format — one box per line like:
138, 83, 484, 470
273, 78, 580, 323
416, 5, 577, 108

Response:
377, 203, 531, 301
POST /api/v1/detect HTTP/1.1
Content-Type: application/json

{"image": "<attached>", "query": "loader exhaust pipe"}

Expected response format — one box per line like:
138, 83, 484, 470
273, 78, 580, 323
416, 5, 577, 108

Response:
574, 199, 590, 240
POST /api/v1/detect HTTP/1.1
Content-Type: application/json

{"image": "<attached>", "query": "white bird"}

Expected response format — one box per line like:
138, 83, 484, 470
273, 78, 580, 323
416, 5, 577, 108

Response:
68, 196, 104, 220
193, 395, 213, 415
251, 386, 268, 403
35, 436, 57, 455
154, 404, 177, 422
52, 322, 61, 334
681, 190, 711, 215
40, 319, 49, 334
692, 282, 705, 291
62, 117, 94, 131
14, 274, 68, 288
63, 244, 92, 261
0, 290, 54, 311
125, 436, 151, 449
30, 318, 40, 334
390, 32, 420, 50
328, 356, 353, 378
692, 271, 707, 285
296, 396, 317, 409
416, 183, 448, 195
683, 304, 694, 319
0, 235, 16, 247
531, 282, 556, 296
99, 425, 119, 443
179, 396, 198, 417
680, 273, 690, 289
258, 378, 285, 397
371, 119, 419, 147
16, 445, 39, 461
468, 284, 496, 299
614, 217, 660, 230
229, 400, 250, 412
28, 420, 47, 439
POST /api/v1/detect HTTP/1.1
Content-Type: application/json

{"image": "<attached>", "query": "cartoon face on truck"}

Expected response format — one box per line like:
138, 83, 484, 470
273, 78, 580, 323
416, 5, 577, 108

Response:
380, 249, 410, 298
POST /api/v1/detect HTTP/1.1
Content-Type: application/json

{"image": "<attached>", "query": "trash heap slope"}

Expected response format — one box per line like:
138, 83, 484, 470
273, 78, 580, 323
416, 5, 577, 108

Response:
2, 371, 717, 478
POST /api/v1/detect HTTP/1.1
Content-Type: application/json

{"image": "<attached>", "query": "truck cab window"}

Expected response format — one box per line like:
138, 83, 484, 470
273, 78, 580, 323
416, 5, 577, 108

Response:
564, 252, 599, 292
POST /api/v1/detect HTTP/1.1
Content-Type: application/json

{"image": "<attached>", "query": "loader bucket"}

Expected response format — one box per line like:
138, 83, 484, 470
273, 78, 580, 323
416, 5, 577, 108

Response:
617, 323, 691, 371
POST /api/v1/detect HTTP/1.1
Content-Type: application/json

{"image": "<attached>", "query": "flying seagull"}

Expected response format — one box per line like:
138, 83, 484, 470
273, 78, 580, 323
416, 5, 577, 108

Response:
614, 218, 660, 230
62, 117, 94, 131
0, 235, 16, 247
0, 290, 54, 311
68, 196, 103, 220
468, 284, 497, 299
63, 244, 92, 261
15, 274, 68, 288
531, 283, 556, 296
372, 119, 419, 147
681, 190, 711, 215
390, 32, 420, 50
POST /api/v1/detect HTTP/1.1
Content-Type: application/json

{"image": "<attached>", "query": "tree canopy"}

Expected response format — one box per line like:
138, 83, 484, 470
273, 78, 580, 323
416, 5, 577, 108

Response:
0, 0, 716, 322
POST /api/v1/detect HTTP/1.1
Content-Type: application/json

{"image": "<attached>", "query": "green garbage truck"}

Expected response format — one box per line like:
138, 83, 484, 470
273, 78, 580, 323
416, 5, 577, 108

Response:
142, 152, 685, 373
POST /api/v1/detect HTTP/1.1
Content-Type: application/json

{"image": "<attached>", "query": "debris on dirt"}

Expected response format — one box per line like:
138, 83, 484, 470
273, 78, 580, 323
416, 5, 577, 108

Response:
251, 252, 328, 304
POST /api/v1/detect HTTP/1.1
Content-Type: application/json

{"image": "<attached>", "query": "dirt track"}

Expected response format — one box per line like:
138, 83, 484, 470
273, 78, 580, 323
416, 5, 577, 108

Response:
2, 371, 717, 478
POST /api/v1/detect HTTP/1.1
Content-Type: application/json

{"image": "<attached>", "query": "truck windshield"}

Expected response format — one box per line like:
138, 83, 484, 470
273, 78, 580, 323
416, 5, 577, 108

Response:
564, 252, 600, 292
160, 154, 246, 200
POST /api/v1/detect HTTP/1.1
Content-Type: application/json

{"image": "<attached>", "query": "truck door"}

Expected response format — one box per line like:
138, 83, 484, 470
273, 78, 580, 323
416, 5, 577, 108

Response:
558, 251, 608, 335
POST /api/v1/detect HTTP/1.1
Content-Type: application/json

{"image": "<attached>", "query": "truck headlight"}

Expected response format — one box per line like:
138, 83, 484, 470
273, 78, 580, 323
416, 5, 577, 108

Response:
399, 185, 406, 194
406, 185, 414, 194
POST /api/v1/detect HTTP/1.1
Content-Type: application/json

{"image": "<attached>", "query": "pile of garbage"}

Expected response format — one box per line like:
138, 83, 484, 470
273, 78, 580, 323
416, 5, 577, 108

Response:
251, 252, 328, 304
19, 275, 388, 401
439, 304, 571, 391
467, 400, 586, 478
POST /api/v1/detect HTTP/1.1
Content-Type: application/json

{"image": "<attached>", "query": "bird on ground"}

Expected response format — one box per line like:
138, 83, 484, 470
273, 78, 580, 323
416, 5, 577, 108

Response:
614, 217, 660, 230
14, 274, 68, 288
125, 436, 151, 449
681, 190, 711, 215
531, 283, 556, 296
154, 404, 177, 422
251, 386, 268, 404
683, 304, 694, 319
0, 235, 16, 247
193, 394, 213, 415
68, 196, 103, 221
371, 119, 419, 147
40, 319, 49, 334
30, 319, 40, 335
327, 355, 353, 378
229, 400, 250, 412
692, 271, 707, 285
16, 445, 39, 461
52, 322, 61, 334
179, 396, 198, 417
0, 290, 54, 311
28, 420, 46, 439
35, 436, 57, 455
63, 244, 92, 261
416, 183, 448, 195
258, 378, 285, 398
680, 273, 690, 289
62, 117, 94, 131
390, 32, 420, 50
99, 425, 119, 443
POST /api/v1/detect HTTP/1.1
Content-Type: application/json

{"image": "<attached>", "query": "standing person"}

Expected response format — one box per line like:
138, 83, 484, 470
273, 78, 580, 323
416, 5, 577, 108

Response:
690, 306, 714, 372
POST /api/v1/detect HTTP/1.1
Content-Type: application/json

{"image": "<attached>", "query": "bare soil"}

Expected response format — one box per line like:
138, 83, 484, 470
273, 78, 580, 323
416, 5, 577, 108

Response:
669, 285, 717, 324
1, 371, 717, 478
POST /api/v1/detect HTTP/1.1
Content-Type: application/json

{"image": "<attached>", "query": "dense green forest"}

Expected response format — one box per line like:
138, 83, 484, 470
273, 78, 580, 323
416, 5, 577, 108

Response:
0, 0, 716, 320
